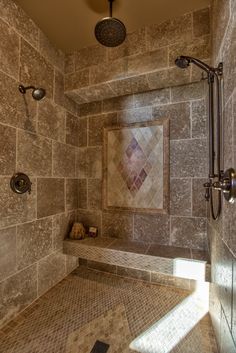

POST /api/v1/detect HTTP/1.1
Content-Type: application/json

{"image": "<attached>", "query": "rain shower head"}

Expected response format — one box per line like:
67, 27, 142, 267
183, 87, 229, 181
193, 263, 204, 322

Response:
95, 0, 126, 47
19, 85, 46, 101
175, 56, 214, 74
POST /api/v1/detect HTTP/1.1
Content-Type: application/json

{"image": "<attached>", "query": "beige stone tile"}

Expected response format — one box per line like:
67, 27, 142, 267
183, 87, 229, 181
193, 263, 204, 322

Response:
147, 66, 191, 90
0, 71, 37, 132
170, 139, 207, 178
17, 130, 52, 177
134, 214, 170, 244
65, 255, 78, 274
88, 113, 117, 146
117, 266, 150, 281
0, 18, 19, 80
0, 264, 37, 328
146, 13, 192, 51
16, 218, 52, 270
65, 53, 75, 74
90, 57, 128, 85
78, 179, 87, 209
192, 178, 207, 217
20, 39, 54, 98
38, 98, 65, 142
65, 112, 80, 147
52, 211, 76, 250
148, 244, 191, 259
127, 47, 168, 76
109, 75, 149, 96
0, 124, 16, 175
102, 95, 134, 113
170, 216, 207, 250
0, 226, 16, 281
108, 239, 149, 254
38, 252, 66, 296
65, 179, 78, 211
37, 178, 65, 218
171, 81, 205, 103
75, 44, 107, 70
153, 102, 191, 140
71, 83, 115, 103
191, 99, 207, 138
79, 101, 102, 117
0, 177, 36, 228
0, 0, 39, 49
52, 142, 76, 177
88, 179, 102, 210
220, 310, 236, 353
76, 148, 87, 178
133, 88, 170, 108
193, 8, 210, 38
170, 178, 191, 216
102, 212, 133, 240
117, 107, 152, 124
39, 31, 64, 72
87, 147, 102, 178
64, 69, 90, 91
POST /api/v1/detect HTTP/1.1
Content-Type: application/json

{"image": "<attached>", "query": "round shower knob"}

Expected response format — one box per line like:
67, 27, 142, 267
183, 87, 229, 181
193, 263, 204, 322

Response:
10, 173, 32, 194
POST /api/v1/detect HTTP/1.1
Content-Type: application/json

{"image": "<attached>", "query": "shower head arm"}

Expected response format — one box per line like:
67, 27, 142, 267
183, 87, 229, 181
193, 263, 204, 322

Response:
18, 84, 36, 94
109, 0, 114, 17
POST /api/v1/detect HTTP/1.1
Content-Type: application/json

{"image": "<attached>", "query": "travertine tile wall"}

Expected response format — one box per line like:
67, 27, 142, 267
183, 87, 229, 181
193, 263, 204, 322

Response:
0, 0, 80, 328
75, 81, 209, 249
209, 1, 236, 352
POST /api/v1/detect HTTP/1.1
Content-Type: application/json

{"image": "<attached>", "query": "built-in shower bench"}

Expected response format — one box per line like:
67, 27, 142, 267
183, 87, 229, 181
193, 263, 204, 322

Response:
63, 237, 211, 291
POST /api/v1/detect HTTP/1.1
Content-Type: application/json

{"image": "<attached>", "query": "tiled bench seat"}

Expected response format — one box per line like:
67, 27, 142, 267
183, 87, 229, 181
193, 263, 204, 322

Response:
63, 237, 210, 290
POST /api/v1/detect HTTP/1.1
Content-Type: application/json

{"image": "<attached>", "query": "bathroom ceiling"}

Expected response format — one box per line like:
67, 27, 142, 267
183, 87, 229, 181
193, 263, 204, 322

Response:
14, 0, 210, 53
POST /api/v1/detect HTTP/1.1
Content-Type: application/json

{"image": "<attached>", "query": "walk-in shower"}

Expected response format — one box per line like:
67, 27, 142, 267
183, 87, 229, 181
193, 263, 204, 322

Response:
175, 56, 236, 219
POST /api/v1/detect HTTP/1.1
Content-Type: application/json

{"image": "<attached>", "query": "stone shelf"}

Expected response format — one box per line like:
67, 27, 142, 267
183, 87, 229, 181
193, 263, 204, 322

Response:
63, 237, 211, 290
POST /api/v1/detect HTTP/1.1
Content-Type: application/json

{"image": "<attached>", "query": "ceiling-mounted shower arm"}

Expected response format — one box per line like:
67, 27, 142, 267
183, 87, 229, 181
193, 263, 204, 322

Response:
109, 0, 114, 17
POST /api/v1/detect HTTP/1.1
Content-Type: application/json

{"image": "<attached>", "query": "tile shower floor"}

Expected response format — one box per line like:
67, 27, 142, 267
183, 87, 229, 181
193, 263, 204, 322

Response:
0, 268, 218, 353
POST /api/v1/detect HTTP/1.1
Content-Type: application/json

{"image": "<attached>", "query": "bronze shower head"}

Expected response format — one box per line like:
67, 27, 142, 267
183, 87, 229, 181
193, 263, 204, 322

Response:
19, 84, 46, 101
95, 0, 126, 47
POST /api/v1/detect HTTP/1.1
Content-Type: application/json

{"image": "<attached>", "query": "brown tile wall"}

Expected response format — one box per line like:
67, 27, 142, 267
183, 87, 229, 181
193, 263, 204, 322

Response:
209, 1, 236, 352
0, 0, 78, 329
76, 80, 208, 249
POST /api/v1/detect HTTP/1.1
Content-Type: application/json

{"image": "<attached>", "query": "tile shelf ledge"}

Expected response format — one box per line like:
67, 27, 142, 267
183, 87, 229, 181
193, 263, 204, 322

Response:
63, 237, 211, 291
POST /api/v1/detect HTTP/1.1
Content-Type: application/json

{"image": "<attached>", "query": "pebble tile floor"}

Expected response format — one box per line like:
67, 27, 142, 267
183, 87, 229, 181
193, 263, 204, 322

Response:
0, 268, 218, 353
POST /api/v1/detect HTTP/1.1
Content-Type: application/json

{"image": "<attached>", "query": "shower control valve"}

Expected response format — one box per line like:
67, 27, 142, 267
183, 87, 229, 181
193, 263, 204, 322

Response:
212, 168, 236, 203
203, 182, 211, 201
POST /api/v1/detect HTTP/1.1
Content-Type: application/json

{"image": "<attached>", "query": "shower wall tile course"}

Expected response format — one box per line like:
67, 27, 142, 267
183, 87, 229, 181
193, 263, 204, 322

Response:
133, 89, 170, 108
102, 94, 134, 112
79, 100, 102, 117
0, 0, 81, 329
52, 211, 76, 250
0, 18, 19, 80
146, 13, 192, 51
0, 177, 36, 229
107, 27, 146, 61
170, 216, 207, 250
0, 264, 37, 328
191, 99, 207, 138
17, 130, 52, 177
220, 310, 236, 353
88, 179, 102, 210
170, 178, 191, 216
0, 0, 39, 49
76, 148, 87, 178
38, 252, 66, 296
147, 66, 191, 91
152, 102, 191, 140
0, 70, 37, 132
64, 68, 90, 91
65, 53, 75, 74
192, 178, 207, 217
78, 179, 88, 209
37, 178, 65, 218
75, 44, 107, 71
39, 31, 65, 73
102, 212, 133, 240
78, 117, 88, 147
134, 214, 170, 244
20, 39, 54, 99
52, 142, 76, 177
0, 124, 16, 175
66, 112, 80, 147
38, 98, 65, 142
117, 106, 152, 124
66, 179, 79, 211
87, 147, 102, 178
171, 81, 205, 103
170, 139, 207, 178
88, 113, 117, 146
109, 75, 149, 96
193, 8, 210, 38
90, 57, 128, 85
0, 227, 16, 282
16, 218, 52, 270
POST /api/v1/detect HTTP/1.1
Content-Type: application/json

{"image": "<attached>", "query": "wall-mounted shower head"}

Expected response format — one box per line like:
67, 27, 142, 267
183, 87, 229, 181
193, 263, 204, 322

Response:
18, 85, 46, 101
95, 0, 126, 47
175, 56, 215, 74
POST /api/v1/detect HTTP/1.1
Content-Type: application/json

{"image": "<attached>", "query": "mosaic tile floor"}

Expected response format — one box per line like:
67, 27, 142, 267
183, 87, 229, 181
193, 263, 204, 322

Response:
0, 268, 218, 353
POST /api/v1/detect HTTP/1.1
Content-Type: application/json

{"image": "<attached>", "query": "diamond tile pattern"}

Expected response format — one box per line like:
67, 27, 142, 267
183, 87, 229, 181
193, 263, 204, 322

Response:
106, 125, 164, 209
0, 268, 217, 353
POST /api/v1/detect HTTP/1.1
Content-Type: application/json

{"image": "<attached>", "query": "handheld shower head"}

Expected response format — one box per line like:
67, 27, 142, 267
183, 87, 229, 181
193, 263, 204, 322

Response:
18, 85, 46, 101
175, 56, 214, 74
175, 56, 191, 69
